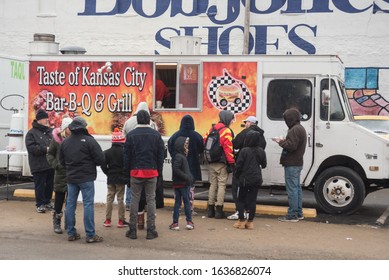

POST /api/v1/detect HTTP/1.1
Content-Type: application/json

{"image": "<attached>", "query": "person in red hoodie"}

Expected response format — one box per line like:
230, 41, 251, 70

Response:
204, 110, 235, 219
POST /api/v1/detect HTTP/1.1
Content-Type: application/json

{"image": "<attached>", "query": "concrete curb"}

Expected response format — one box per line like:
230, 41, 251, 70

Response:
14, 189, 317, 218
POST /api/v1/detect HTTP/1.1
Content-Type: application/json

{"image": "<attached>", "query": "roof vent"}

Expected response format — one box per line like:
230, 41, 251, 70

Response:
60, 46, 87, 55
29, 33, 59, 54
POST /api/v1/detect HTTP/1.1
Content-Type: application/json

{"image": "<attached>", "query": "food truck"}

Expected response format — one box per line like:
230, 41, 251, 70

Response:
22, 54, 389, 214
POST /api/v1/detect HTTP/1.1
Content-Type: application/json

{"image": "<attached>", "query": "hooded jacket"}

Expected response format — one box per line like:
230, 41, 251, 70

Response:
235, 130, 267, 188
233, 124, 266, 159
168, 115, 204, 181
172, 136, 193, 188
25, 120, 53, 173
279, 108, 307, 166
59, 126, 105, 184
203, 110, 235, 164
47, 127, 67, 192
123, 101, 157, 135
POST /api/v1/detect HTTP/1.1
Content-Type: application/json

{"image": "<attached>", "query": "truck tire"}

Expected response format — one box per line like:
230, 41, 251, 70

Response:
314, 166, 366, 215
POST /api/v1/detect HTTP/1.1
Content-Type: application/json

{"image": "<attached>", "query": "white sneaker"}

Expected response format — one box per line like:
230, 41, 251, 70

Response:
244, 212, 249, 219
227, 211, 239, 220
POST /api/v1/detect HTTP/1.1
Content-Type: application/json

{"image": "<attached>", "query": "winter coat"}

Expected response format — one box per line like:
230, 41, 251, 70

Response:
235, 131, 267, 188
25, 120, 53, 174
101, 143, 128, 185
124, 125, 165, 179
279, 108, 307, 167
203, 111, 235, 164
172, 136, 193, 188
233, 124, 266, 160
47, 128, 67, 192
59, 128, 105, 184
168, 115, 204, 181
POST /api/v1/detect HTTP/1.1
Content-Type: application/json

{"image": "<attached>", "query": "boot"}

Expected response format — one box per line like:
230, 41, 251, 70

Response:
146, 229, 158, 240
215, 205, 225, 219
125, 226, 137, 239
207, 204, 215, 218
53, 212, 63, 234
137, 212, 145, 230
245, 220, 254, 230
233, 219, 246, 229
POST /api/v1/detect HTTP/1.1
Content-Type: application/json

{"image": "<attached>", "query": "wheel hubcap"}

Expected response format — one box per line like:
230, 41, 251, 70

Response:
323, 176, 354, 207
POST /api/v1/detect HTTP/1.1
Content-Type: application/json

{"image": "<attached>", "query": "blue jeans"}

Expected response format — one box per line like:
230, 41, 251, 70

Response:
125, 185, 131, 206
65, 181, 95, 239
173, 187, 192, 224
284, 166, 303, 218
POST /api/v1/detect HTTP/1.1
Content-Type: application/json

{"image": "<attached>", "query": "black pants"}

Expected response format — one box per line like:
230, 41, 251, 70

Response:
33, 169, 54, 207
236, 185, 259, 221
54, 191, 67, 214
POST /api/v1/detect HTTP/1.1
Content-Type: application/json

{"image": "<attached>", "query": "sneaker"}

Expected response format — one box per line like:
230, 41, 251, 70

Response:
68, 233, 81, 241
298, 215, 305, 220
86, 235, 103, 243
36, 205, 46, 213
117, 220, 129, 228
278, 216, 299, 223
169, 223, 180, 231
126, 228, 137, 239
103, 219, 111, 227
244, 212, 249, 219
45, 203, 54, 212
191, 210, 198, 216
186, 221, 195, 230
227, 211, 239, 220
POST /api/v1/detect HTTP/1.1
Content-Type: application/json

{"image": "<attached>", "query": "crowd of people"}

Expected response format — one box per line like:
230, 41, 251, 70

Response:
25, 104, 307, 243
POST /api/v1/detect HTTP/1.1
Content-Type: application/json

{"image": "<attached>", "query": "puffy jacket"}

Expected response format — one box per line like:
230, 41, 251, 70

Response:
172, 136, 193, 187
101, 143, 128, 185
25, 120, 53, 173
235, 131, 267, 188
59, 129, 105, 184
47, 128, 67, 192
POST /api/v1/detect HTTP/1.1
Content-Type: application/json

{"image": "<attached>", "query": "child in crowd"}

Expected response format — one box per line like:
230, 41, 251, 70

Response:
233, 130, 267, 230
169, 137, 194, 230
101, 128, 129, 228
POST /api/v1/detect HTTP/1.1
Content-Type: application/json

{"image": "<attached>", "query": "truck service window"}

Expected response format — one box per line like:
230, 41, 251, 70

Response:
267, 79, 312, 120
155, 62, 200, 110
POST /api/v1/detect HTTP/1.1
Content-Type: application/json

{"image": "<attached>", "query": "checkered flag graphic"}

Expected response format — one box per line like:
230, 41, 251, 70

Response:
207, 69, 252, 114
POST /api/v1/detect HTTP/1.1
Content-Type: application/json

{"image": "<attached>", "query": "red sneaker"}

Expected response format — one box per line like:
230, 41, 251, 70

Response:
103, 219, 111, 227
117, 220, 129, 228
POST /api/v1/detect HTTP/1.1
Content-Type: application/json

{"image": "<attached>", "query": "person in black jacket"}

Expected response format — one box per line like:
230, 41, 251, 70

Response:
101, 128, 130, 228
25, 109, 54, 213
124, 110, 165, 240
168, 115, 204, 214
233, 130, 267, 230
169, 137, 194, 231
59, 116, 105, 243
228, 115, 266, 220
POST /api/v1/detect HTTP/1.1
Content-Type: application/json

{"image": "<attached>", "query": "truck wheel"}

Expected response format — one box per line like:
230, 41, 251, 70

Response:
219, 99, 228, 107
314, 166, 366, 215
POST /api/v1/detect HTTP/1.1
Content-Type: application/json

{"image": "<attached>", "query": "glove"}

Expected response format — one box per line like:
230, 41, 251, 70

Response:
227, 163, 235, 174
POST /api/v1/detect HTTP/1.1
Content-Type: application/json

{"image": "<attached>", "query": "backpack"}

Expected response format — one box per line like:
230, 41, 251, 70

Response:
204, 125, 224, 163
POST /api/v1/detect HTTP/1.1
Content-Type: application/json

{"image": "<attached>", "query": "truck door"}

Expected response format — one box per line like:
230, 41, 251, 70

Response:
261, 78, 314, 185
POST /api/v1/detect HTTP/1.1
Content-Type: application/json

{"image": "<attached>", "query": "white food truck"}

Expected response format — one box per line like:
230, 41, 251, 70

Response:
12, 53, 389, 214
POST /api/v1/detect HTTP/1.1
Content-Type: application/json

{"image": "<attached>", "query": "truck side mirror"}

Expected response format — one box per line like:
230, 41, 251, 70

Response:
321, 89, 330, 106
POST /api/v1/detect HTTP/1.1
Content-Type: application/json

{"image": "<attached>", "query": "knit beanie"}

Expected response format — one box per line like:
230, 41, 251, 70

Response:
61, 117, 73, 131
36, 109, 49, 121
112, 128, 126, 143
